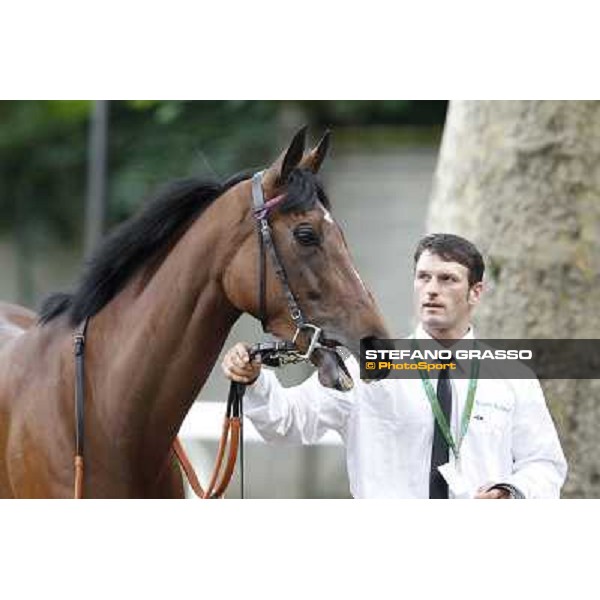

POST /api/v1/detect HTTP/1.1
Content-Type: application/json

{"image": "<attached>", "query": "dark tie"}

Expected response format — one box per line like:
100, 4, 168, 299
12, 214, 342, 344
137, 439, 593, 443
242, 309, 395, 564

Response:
429, 367, 452, 499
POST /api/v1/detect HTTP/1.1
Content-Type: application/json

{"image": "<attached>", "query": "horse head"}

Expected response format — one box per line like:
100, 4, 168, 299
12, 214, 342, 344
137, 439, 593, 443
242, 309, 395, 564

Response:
222, 128, 393, 391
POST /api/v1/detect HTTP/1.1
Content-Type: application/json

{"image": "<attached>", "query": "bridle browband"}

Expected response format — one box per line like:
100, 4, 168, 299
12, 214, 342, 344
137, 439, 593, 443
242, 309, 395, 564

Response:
71, 170, 325, 499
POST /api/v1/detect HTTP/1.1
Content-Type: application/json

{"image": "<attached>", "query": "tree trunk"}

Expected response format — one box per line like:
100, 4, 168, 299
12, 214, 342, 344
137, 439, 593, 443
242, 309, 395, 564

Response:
428, 100, 600, 498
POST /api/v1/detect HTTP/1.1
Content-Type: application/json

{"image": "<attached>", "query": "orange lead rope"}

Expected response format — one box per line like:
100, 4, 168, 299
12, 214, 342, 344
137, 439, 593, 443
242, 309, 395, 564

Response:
172, 416, 242, 499
171, 380, 244, 499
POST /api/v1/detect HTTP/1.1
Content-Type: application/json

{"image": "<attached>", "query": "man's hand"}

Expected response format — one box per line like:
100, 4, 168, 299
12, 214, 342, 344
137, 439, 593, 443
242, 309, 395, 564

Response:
221, 342, 262, 384
474, 487, 511, 499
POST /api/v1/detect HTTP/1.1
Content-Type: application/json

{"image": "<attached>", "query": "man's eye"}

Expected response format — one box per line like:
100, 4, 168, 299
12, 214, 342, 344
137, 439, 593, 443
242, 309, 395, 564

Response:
293, 223, 320, 246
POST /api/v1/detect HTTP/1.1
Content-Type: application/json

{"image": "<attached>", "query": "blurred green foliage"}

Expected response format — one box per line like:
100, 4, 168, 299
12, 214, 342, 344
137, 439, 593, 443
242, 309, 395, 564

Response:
300, 100, 447, 126
0, 101, 90, 241
0, 100, 447, 243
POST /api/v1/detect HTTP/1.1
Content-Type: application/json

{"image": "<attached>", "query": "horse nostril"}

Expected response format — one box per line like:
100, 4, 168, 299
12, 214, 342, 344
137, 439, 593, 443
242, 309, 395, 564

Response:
361, 336, 394, 382
362, 336, 375, 351
307, 291, 321, 302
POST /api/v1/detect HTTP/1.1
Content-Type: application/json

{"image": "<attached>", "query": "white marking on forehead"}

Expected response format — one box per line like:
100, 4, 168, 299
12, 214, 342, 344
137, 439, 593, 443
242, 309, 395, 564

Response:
318, 206, 368, 293
351, 265, 369, 293
320, 205, 334, 224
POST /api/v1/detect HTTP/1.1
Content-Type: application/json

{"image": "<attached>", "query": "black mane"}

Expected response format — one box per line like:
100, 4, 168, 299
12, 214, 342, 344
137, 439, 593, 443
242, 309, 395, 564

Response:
39, 167, 329, 327
39, 173, 247, 326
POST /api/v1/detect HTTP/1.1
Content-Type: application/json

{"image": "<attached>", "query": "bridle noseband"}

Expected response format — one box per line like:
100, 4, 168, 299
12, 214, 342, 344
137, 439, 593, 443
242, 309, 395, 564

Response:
251, 171, 324, 364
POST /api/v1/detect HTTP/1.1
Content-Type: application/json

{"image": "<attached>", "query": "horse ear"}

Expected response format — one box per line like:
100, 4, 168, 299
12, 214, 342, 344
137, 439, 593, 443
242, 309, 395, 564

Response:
300, 130, 331, 173
262, 126, 307, 190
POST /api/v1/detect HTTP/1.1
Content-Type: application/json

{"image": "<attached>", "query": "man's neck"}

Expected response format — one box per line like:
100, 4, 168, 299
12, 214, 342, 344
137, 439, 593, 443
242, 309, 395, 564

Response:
423, 324, 471, 347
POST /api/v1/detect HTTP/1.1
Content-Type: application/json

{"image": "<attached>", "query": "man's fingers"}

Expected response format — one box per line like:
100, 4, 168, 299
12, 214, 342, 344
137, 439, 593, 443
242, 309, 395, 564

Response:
228, 362, 254, 377
221, 342, 261, 383
234, 343, 250, 363
222, 364, 256, 384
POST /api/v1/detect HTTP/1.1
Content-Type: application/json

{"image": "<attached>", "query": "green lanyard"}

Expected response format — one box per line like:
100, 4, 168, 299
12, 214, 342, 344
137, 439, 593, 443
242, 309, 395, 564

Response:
412, 338, 480, 462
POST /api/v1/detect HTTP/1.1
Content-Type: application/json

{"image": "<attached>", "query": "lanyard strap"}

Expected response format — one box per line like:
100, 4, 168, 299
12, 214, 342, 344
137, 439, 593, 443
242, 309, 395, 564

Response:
412, 338, 480, 460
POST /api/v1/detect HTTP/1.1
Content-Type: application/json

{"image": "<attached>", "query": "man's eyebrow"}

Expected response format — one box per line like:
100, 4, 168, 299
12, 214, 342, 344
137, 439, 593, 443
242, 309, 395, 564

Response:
416, 268, 461, 277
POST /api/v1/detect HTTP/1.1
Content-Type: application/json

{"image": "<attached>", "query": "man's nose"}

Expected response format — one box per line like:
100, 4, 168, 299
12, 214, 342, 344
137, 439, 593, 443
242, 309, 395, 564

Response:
425, 279, 440, 295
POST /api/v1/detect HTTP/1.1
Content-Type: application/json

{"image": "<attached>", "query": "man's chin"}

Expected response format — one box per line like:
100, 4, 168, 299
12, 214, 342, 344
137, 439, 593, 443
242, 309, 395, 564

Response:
421, 316, 449, 330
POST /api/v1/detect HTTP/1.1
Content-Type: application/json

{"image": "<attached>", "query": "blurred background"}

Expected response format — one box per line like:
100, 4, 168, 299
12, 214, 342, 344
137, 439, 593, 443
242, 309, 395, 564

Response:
0, 100, 446, 498
2, 100, 598, 498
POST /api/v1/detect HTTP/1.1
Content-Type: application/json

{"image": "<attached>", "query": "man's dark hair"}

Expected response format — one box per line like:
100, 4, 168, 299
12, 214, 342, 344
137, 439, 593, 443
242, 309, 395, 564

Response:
414, 233, 484, 287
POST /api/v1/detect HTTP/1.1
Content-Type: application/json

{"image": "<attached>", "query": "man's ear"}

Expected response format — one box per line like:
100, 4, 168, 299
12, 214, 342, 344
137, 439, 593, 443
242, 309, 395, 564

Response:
468, 281, 484, 306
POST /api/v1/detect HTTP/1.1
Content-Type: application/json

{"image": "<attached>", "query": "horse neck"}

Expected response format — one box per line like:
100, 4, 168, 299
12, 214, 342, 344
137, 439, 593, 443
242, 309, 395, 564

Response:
89, 183, 253, 473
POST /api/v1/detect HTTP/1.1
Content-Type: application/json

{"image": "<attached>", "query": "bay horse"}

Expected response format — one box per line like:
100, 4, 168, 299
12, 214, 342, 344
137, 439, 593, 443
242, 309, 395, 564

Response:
0, 128, 391, 498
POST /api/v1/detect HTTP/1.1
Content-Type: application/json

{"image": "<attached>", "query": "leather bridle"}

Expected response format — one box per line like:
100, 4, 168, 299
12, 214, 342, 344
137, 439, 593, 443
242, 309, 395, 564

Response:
251, 170, 324, 362
72, 171, 325, 498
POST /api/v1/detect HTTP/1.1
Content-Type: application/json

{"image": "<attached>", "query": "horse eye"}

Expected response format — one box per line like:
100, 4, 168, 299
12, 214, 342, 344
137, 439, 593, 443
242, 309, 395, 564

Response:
293, 223, 320, 246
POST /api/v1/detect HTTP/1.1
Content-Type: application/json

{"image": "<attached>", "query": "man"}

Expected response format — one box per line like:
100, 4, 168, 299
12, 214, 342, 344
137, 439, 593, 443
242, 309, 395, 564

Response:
222, 233, 567, 498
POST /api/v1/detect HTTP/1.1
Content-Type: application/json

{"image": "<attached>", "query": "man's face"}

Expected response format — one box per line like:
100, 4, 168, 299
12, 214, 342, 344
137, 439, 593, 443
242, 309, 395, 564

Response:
413, 250, 482, 335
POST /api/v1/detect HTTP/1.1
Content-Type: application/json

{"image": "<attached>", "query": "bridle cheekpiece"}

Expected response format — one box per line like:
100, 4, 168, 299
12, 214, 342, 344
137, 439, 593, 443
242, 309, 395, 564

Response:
251, 171, 324, 365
